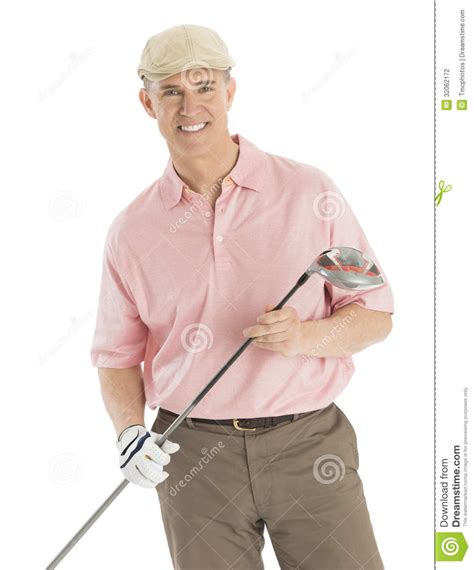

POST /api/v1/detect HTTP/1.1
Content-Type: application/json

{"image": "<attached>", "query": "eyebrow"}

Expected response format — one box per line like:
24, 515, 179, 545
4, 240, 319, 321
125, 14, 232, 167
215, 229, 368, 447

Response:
159, 80, 216, 90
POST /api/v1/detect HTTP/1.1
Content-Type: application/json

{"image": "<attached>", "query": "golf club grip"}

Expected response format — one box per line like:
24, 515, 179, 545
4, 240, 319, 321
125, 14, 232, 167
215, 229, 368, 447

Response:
46, 271, 309, 568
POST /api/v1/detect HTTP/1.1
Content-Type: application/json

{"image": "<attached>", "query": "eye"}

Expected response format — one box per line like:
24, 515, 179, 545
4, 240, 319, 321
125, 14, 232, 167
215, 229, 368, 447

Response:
199, 86, 214, 93
164, 89, 180, 96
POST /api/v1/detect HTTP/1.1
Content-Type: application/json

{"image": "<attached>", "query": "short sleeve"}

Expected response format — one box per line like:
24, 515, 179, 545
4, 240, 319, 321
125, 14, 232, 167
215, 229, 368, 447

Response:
90, 237, 148, 368
321, 175, 395, 315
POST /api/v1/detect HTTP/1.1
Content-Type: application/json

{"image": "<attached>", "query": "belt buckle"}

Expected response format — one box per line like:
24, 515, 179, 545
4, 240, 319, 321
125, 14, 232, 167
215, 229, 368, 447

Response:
233, 419, 256, 431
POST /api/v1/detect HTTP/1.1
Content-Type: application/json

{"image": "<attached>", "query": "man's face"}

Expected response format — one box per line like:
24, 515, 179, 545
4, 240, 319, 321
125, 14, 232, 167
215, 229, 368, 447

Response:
139, 68, 236, 157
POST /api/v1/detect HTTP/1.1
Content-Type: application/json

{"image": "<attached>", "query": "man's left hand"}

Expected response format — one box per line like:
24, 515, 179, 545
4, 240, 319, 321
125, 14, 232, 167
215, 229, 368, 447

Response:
242, 304, 306, 358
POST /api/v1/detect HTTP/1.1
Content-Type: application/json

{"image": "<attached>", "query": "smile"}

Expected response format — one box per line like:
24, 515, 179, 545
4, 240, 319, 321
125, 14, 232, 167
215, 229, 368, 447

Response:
178, 122, 209, 133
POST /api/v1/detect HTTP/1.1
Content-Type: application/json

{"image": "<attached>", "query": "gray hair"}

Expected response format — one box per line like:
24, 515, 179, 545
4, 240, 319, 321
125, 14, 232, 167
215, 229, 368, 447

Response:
143, 67, 232, 92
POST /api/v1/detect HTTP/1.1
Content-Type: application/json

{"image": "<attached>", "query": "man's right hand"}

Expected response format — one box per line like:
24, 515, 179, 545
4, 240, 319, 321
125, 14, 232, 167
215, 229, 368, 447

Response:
116, 424, 180, 488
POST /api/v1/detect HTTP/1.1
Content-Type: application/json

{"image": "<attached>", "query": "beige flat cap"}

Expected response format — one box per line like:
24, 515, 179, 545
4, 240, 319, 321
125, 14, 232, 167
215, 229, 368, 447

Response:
137, 24, 236, 82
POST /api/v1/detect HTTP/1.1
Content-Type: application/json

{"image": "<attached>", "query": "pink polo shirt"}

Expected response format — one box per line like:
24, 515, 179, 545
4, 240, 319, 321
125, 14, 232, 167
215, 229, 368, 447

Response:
90, 133, 394, 419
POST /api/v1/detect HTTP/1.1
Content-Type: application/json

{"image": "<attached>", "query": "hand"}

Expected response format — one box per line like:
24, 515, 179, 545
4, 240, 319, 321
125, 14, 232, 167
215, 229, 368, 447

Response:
116, 424, 180, 488
242, 304, 306, 358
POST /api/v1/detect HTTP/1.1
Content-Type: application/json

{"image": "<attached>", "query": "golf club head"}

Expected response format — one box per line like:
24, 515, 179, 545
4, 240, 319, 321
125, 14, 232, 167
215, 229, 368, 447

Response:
306, 247, 384, 290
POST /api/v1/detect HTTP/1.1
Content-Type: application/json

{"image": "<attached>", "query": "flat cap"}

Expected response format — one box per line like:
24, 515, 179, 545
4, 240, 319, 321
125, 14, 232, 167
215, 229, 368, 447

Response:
137, 24, 235, 82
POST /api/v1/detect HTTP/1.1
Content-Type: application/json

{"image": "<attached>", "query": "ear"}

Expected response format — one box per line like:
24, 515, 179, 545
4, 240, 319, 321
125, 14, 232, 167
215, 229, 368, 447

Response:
138, 88, 158, 119
225, 77, 237, 111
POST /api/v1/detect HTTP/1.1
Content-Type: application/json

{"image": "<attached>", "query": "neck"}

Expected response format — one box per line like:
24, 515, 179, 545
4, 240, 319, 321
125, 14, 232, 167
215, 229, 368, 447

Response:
171, 133, 240, 200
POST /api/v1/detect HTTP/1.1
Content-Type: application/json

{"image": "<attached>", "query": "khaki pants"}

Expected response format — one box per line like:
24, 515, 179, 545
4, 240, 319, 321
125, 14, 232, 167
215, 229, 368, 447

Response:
151, 403, 384, 570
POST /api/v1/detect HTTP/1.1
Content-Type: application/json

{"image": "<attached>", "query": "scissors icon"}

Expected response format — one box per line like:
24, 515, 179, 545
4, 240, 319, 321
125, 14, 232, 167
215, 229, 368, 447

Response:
435, 180, 453, 206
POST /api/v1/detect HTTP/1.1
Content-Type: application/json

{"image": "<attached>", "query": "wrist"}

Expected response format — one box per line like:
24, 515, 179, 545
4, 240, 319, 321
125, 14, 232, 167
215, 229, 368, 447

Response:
300, 320, 321, 356
117, 423, 146, 441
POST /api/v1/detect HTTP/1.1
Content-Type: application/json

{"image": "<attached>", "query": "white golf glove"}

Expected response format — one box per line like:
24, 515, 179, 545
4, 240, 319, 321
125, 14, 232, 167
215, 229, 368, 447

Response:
116, 424, 180, 489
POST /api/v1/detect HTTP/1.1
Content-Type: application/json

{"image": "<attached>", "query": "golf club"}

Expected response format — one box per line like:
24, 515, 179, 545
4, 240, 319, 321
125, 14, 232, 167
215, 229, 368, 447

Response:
46, 246, 384, 569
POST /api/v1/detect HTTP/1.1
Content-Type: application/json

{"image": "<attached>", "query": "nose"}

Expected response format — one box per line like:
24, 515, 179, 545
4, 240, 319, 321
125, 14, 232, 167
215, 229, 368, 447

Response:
179, 91, 202, 118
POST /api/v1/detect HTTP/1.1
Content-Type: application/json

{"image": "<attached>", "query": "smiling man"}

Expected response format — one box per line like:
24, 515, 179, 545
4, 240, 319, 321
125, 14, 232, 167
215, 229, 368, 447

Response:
90, 24, 394, 570
138, 42, 239, 212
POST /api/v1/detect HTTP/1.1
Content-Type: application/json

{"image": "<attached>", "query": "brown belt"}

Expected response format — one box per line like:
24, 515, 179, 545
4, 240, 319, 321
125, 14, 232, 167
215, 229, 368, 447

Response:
160, 407, 314, 431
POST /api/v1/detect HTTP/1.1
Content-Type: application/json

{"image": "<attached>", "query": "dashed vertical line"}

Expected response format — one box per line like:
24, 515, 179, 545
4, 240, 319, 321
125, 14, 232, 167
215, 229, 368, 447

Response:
434, 1, 437, 569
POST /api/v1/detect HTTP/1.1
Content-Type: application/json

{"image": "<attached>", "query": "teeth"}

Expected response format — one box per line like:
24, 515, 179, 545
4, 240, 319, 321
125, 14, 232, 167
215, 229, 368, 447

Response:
180, 122, 207, 132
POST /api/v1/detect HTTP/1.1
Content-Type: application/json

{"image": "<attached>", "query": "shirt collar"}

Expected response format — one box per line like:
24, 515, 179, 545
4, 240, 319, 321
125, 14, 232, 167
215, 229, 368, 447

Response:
160, 133, 266, 210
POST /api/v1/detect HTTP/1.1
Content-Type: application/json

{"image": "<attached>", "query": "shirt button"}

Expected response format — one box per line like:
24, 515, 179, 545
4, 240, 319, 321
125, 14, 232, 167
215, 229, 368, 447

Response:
205, 211, 211, 218
216, 235, 223, 242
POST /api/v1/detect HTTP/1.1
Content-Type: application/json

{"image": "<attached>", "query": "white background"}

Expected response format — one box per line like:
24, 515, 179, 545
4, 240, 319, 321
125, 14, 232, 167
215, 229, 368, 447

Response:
1, 1, 434, 568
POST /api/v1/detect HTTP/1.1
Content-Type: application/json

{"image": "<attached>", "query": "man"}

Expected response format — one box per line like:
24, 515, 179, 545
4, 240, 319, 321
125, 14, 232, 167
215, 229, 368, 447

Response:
90, 24, 394, 570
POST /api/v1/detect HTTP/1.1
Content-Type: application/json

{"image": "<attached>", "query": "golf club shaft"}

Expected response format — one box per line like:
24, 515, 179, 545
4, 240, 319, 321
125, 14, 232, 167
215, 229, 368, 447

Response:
46, 479, 129, 569
46, 271, 310, 569
155, 271, 310, 446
